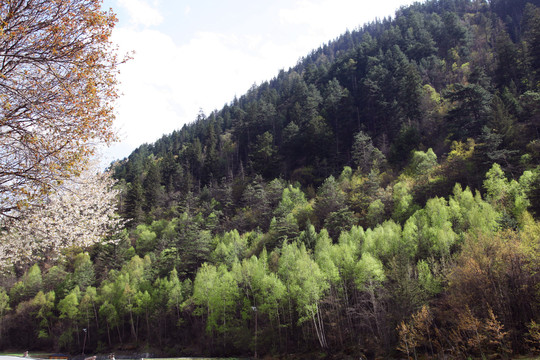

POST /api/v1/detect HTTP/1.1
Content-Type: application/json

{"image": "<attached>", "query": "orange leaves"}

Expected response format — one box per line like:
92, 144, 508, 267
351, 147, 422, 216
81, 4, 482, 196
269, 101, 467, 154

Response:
397, 305, 435, 359
0, 0, 124, 217
447, 305, 511, 357
526, 320, 540, 354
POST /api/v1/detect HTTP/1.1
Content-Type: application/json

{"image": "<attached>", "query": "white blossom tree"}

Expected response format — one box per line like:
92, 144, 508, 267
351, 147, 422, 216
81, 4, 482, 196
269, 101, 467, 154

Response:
0, 166, 123, 268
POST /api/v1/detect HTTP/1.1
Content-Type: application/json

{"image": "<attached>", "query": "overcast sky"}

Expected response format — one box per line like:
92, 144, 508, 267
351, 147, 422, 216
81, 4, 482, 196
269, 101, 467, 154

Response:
100, 0, 419, 165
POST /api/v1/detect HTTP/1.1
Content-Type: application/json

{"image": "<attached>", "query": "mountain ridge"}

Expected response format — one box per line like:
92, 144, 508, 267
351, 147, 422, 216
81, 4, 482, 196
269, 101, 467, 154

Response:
112, 0, 540, 224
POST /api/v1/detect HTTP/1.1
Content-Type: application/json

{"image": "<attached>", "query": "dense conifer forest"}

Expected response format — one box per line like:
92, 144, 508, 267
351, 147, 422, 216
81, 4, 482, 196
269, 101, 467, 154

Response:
1, 0, 540, 358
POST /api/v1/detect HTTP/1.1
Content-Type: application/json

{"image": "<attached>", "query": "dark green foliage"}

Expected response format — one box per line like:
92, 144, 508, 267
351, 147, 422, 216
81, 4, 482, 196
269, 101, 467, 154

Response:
109, 1, 539, 226
445, 83, 493, 140
523, 3, 540, 87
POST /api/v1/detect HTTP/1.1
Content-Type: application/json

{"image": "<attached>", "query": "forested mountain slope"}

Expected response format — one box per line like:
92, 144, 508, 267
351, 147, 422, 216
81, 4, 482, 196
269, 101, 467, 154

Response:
113, 0, 540, 224
1, 0, 540, 358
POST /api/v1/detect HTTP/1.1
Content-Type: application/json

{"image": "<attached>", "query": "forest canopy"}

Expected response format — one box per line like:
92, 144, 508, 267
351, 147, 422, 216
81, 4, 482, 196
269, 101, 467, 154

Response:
0, 0, 539, 358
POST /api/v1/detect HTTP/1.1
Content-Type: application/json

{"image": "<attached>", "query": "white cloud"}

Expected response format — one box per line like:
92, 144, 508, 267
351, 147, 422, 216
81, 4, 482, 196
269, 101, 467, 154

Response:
117, 0, 163, 27
108, 27, 286, 161
280, 0, 415, 40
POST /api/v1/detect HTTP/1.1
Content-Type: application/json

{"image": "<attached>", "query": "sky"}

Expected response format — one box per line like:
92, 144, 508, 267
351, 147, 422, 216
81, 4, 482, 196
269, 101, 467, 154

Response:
100, 0, 419, 165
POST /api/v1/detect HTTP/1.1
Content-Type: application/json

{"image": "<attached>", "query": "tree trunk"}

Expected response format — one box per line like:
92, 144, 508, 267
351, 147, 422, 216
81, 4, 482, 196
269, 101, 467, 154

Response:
106, 323, 111, 346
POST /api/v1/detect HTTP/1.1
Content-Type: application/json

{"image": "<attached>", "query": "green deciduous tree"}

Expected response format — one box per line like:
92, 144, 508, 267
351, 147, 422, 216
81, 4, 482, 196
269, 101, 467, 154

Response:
58, 286, 80, 350
192, 263, 240, 347
278, 241, 329, 348
410, 148, 438, 175
355, 252, 386, 339
0, 287, 9, 341
405, 197, 457, 259
32, 290, 55, 340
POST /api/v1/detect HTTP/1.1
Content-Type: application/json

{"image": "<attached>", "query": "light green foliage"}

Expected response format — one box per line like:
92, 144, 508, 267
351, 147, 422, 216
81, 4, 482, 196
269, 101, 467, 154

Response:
423, 83, 441, 104
134, 289, 151, 311
314, 229, 340, 285
10, 263, 43, 303
5, 2, 540, 352
410, 148, 438, 175
98, 254, 153, 339
278, 241, 328, 324
355, 252, 386, 292
274, 184, 313, 227
211, 229, 247, 267
392, 179, 419, 223
448, 184, 499, 234
298, 222, 318, 249
484, 163, 535, 223
192, 263, 239, 334
125, 246, 136, 261
0, 287, 9, 316
339, 166, 353, 183
98, 300, 119, 331
516, 170, 536, 213
123, 254, 153, 286
416, 260, 441, 297
233, 250, 285, 321
336, 226, 363, 276
58, 286, 80, 320
484, 163, 511, 208
401, 217, 419, 259
134, 224, 158, 255
268, 184, 313, 246
24, 263, 43, 294
134, 289, 152, 322
362, 220, 403, 261
166, 268, 183, 317
312, 225, 363, 297
79, 286, 98, 329
104, 273, 132, 321
366, 198, 386, 228
134, 218, 179, 256
68, 252, 95, 292
275, 185, 307, 217
405, 197, 457, 258
338, 225, 365, 252
32, 290, 55, 338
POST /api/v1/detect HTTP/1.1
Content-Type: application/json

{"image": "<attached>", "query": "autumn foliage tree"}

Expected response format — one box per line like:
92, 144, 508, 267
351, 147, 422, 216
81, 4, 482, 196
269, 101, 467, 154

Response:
0, 0, 121, 217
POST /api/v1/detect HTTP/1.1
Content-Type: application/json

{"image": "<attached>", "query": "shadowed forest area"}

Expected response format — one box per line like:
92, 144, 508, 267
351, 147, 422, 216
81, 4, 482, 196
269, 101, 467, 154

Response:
1, 0, 540, 358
